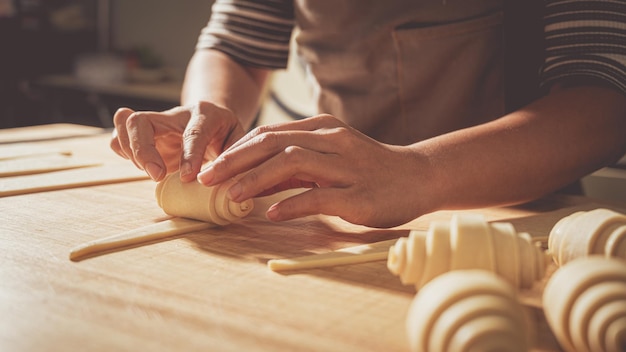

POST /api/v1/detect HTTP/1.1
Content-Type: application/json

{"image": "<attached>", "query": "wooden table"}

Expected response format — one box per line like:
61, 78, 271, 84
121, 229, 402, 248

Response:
1, 124, 624, 352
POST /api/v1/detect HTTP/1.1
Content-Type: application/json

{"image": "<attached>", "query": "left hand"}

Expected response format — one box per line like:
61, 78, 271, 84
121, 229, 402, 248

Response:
197, 114, 433, 228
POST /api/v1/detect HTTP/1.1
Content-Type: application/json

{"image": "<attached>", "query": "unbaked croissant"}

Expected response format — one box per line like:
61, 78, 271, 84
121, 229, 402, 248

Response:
406, 270, 529, 352
155, 171, 254, 225
548, 208, 626, 266
543, 256, 626, 352
388, 213, 548, 290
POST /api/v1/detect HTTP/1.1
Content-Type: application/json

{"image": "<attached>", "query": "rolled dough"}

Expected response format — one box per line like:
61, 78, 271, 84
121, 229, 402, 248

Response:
388, 213, 548, 290
548, 208, 626, 266
406, 270, 528, 352
70, 172, 255, 261
155, 172, 254, 224
543, 256, 626, 352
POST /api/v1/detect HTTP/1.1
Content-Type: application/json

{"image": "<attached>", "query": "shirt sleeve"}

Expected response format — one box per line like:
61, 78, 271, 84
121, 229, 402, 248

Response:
196, 0, 295, 69
540, 0, 626, 94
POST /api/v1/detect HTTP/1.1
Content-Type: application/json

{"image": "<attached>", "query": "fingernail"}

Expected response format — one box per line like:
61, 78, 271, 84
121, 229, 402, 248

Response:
180, 162, 192, 177
197, 165, 213, 184
227, 182, 242, 201
266, 204, 280, 221
145, 162, 163, 181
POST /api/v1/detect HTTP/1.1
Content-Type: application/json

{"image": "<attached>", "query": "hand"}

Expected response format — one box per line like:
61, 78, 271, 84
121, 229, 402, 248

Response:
110, 101, 245, 182
198, 114, 433, 228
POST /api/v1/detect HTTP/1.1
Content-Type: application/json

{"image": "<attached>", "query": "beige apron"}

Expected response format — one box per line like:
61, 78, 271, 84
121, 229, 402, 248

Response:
294, 0, 505, 145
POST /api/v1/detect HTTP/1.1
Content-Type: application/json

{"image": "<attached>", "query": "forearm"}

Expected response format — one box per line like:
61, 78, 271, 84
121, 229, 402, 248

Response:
416, 85, 626, 211
181, 49, 271, 130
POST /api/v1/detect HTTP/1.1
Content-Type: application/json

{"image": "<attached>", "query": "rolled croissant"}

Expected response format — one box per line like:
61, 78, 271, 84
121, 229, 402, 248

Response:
543, 256, 626, 352
155, 171, 254, 225
388, 213, 548, 290
548, 208, 626, 266
406, 270, 529, 352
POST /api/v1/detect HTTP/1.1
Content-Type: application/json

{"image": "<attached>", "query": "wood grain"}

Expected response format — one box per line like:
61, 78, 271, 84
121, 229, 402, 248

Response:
0, 128, 149, 197
0, 162, 149, 197
0, 143, 72, 160
0, 123, 104, 144
0, 154, 101, 177
69, 217, 215, 261
2, 124, 625, 352
267, 238, 397, 271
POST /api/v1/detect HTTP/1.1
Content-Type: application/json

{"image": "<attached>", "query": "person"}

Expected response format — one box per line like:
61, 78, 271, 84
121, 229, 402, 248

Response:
111, 0, 626, 228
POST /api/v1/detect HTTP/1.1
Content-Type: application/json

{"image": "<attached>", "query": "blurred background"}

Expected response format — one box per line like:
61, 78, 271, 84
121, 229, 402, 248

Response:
0, 0, 211, 128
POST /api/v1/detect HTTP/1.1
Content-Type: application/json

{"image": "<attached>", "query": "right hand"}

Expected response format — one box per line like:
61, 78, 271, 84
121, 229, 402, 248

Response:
110, 101, 245, 182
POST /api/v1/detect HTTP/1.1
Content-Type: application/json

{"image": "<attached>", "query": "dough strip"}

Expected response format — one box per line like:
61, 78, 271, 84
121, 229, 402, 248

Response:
0, 163, 149, 197
0, 146, 72, 160
268, 238, 403, 272
0, 155, 101, 177
70, 217, 214, 261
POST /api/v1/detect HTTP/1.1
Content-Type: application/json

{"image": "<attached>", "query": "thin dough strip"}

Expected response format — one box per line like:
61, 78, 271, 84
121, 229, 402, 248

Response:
0, 163, 149, 197
0, 145, 72, 160
0, 155, 101, 177
69, 217, 213, 261
267, 238, 405, 272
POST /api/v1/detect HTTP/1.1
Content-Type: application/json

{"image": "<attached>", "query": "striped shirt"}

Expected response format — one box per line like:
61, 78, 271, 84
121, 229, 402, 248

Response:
197, 0, 626, 94
542, 0, 626, 93
196, 0, 294, 69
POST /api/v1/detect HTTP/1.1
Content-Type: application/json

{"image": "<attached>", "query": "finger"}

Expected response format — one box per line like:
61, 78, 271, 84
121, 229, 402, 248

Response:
125, 112, 172, 181
198, 128, 343, 186
265, 187, 352, 222
179, 104, 243, 182
224, 146, 349, 203
112, 107, 135, 160
226, 114, 342, 151
109, 128, 127, 159
254, 178, 318, 198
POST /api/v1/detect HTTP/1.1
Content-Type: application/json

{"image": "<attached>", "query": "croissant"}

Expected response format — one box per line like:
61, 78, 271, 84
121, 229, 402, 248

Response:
548, 208, 626, 266
155, 171, 254, 225
543, 256, 626, 352
406, 270, 529, 352
388, 213, 548, 290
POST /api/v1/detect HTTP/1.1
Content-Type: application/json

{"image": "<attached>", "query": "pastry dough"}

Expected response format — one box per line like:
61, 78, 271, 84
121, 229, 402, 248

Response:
542, 256, 626, 352
0, 154, 100, 177
267, 238, 398, 271
406, 270, 528, 352
0, 144, 71, 160
70, 172, 254, 261
155, 172, 254, 224
0, 122, 103, 144
388, 213, 548, 290
548, 208, 626, 266
0, 163, 149, 197
69, 217, 213, 261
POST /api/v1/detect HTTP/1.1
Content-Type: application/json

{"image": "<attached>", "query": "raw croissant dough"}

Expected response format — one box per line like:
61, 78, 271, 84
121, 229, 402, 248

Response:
548, 208, 626, 266
387, 213, 548, 290
69, 172, 253, 260
69, 217, 214, 260
543, 256, 626, 352
406, 270, 528, 352
155, 171, 253, 224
